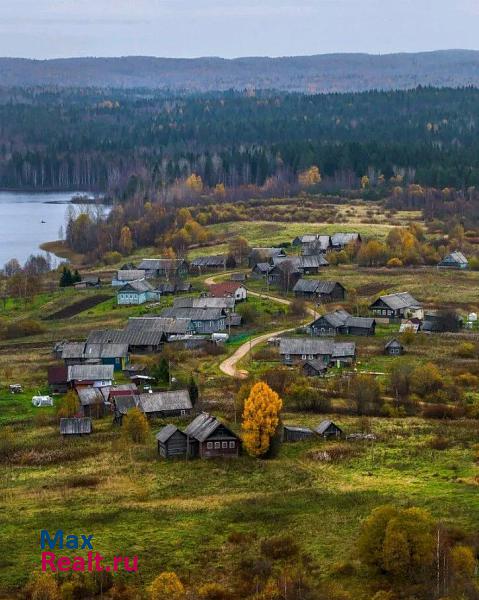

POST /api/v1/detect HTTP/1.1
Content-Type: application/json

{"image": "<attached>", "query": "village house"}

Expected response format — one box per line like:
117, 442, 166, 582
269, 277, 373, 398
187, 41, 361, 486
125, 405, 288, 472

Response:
208, 281, 247, 302
47, 365, 69, 394
156, 281, 192, 295
77, 387, 106, 418
137, 390, 193, 419
230, 272, 247, 282
184, 412, 241, 458
59, 341, 129, 371
438, 251, 468, 269
369, 292, 423, 320
74, 276, 101, 289
302, 359, 328, 377
248, 247, 286, 267
60, 417, 92, 436
67, 364, 114, 389
190, 255, 232, 273
283, 425, 315, 442
174, 296, 236, 311
309, 309, 376, 336
111, 269, 146, 286
161, 306, 227, 333
330, 232, 362, 250
251, 262, 273, 279
138, 258, 189, 279
314, 420, 343, 438
293, 279, 346, 302
384, 338, 404, 356
279, 338, 356, 366
104, 383, 138, 404
156, 425, 190, 459
116, 279, 160, 305
126, 316, 196, 339
292, 234, 331, 250
87, 327, 167, 354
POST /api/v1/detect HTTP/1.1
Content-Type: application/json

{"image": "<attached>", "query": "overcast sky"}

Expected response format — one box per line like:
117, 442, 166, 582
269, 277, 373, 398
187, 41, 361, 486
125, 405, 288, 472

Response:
1, 0, 478, 59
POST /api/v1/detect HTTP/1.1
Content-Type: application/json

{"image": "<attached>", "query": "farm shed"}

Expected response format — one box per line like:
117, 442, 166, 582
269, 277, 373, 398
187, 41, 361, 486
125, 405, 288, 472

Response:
48, 365, 68, 394
60, 417, 92, 436
77, 387, 106, 418
156, 425, 189, 458
113, 394, 138, 424
67, 364, 114, 388
302, 360, 328, 377
438, 251, 468, 269
315, 420, 343, 438
384, 338, 404, 356
293, 279, 345, 302
138, 258, 188, 279
137, 390, 192, 419
283, 425, 314, 442
184, 413, 241, 458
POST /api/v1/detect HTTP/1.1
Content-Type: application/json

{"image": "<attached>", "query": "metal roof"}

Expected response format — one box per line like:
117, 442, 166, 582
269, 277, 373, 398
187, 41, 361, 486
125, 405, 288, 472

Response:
283, 425, 314, 433
60, 417, 92, 435
185, 412, 237, 442
67, 364, 114, 382
156, 424, 186, 443
374, 292, 421, 310
137, 390, 192, 414
439, 251, 468, 265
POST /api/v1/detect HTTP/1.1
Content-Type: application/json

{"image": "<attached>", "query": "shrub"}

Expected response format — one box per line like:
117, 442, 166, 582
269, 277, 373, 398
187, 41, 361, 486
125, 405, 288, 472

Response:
3, 318, 46, 339
103, 251, 123, 265
24, 572, 61, 600
197, 582, 233, 600
237, 302, 259, 324
457, 342, 476, 358
428, 435, 450, 450
56, 391, 80, 419
260, 535, 299, 560
422, 404, 463, 419
455, 372, 479, 388
387, 257, 403, 268
149, 572, 185, 600
122, 408, 150, 444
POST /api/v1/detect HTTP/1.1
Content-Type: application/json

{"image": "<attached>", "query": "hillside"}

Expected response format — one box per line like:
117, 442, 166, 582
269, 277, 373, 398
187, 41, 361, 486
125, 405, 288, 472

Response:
2, 50, 479, 91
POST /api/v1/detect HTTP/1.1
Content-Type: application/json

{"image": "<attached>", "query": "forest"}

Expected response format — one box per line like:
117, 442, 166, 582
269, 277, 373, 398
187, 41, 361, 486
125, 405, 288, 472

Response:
2, 86, 479, 192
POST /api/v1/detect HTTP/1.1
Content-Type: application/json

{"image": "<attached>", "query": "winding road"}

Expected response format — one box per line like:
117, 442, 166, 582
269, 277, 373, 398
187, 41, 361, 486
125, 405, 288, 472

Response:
204, 273, 316, 378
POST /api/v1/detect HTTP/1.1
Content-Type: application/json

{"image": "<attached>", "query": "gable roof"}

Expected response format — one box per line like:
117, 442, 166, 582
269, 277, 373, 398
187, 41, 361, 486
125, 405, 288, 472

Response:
279, 337, 355, 357
184, 412, 238, 442
331, 232, 361, 247
173, 296, 235, 310
372, 292, 421, 310
61, 342, 87, 359
77, 387, 104, 406
119, 279, 155, 293
138, 258, 186, 270
283, 425, 314, 433
385, 338, 403, 349
115, 269, 146, 282
303, 359, 328, 372
161, 306, 225, 321
208, 281, 245, 297
315, 420, 342, 435
190, 255, 227, 267
67, 364, 114, 382
126, 317, 193, 335
114, 395, 138, 414
252, 262, 272, 273
156, 424, 186, 443
294, 279, 343, 294
439, 251, 468, 266
137, 390, 192, 414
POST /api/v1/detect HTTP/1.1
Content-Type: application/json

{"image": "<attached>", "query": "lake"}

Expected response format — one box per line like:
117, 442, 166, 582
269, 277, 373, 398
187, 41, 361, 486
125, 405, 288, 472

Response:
0, 191, 99, 267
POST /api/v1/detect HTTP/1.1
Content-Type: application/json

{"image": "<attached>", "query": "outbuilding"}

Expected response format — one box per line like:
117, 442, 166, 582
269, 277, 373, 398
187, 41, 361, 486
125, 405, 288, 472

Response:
283, 425, 314, 442
60, 417, 92, 436
314, 420, 342, 438
384, 338, 404, 356
156, 425, 189, 458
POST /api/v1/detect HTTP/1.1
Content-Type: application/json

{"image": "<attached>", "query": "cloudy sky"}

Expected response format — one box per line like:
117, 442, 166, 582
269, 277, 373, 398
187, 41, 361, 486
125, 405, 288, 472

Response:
0, 0, 478, 59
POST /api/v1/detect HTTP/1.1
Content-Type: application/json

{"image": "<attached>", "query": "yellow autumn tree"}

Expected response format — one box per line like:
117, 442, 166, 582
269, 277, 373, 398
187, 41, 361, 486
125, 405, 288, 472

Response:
149, 572, 185, 600
185, 173, 203, 193
119, 225, 133, 255
361, 175, 370, 189
242, 382, 282, 457
298, 165, 321, 187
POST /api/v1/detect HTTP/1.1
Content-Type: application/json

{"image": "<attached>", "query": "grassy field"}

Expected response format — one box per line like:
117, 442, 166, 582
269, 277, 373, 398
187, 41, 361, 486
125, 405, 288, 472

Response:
1, 401, 478, 596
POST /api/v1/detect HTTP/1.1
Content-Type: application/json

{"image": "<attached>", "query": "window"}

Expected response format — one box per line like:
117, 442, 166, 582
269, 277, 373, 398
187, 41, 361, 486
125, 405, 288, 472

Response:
207, 442, 213, 449
180, 410, 186, 416
214, 442, 220, 449
229, 441, 235, 448
301, 354, 307, 360
285, 354, 290, 361
308, 354, 314, 360
222, 441, 228, 448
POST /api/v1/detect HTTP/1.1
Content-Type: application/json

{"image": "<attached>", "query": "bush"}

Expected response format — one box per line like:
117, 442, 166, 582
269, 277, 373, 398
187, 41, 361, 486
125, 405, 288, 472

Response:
103, 251, 122, 265
387, 257, 403, 268
3, 318, 46, 339
260, 535, 299, 560
236, 302, 259, 324
56, 391, 80, 419
149, 572, 185, 600
428, 435, 450, 450
122, 407, 150, 443
422, 404, 463, 419
24, 572, 61, 600
457, 342, 476, 358
197, 583, 233, 600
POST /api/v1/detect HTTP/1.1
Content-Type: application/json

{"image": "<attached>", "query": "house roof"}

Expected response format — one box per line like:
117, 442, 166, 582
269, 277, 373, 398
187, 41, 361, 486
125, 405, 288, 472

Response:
60, 417, 92, 435
190, 255, 227, 267
439, 251, 468, 265
208, 281, 245, 297
115, 269, 146, 282
137, 390, 192, 414
126, 317, 193, 335
185, 412, 237, 442
67, 364, 114, 382
230, 273, 246, 281
156, 424, 185, 443
161, 307, 225, 321
61, 342, 87, 359
283, 425, 314, 433
114, 395, 138, 414
294, 279, 342, 294
279, 337, 356, 357
138, 258, 186, 270
385, 338, 403, 349
315, 420, 342, 434
173, 297, 235, 310
331, 232, 361, 247
303, 359, 328, 372
253, 262, 272, 273
372, 292, 421, 310
345, 316, 376, 329
119, 279, 155, 293
84, 343, 129, 359
251, 247, 285, 257
77, 387, 104, 406
314, 309, 351, 328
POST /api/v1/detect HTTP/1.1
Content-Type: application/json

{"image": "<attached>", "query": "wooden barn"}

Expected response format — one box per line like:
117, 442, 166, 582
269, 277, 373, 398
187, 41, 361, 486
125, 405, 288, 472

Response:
137, 390, 192, 419
384, 338, 404, 356
77, 387, 106, 418
283, 425, 314, 442
184, 413, 241, 458
60, 417, 92, 436
156, 425, 189, 459
314, 420, 342, 439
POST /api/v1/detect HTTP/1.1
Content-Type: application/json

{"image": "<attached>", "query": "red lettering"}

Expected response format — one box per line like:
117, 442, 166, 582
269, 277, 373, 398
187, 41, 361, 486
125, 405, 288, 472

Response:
123, 556, 138, 572
57, 556, 72, 572
41, 551, 57, 572
113, 556, 123, 572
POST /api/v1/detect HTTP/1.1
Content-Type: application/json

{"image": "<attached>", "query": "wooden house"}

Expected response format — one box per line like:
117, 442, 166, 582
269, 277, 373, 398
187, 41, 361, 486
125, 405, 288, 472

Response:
160, 306, 227, 333
438, 251, 468, 269
279, 338, 356, 366
309, 309, 376, 336
47, 365, 69, 394
117, 279, 160, 305
293, 279, 345, 302
138, 258, 188, 279
113, 394, 139, 424
384, 338, 404, 356
137, 390, 192, 419
74, 276, 101, 289
190, 255, 230, 273
87, 327, 167, 354
251, 262, 273, 279
67, 364, 114, 389
302, 359, 328, 377
314, 420, 342, 438
184, 413, 240, 458
283, 425, 314, 442
111, 269, 146, 287
248, 247, 286, 268
60, 417, 92, 436
369, 292, 422, 320
330, 233, 362, 250
156, 425, 189, 458
208, 281, 247, 302
77, 387, 106, 418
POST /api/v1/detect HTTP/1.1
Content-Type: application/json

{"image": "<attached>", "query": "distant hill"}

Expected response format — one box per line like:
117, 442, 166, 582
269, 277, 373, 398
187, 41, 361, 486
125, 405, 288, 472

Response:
2, 50, 479, 92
